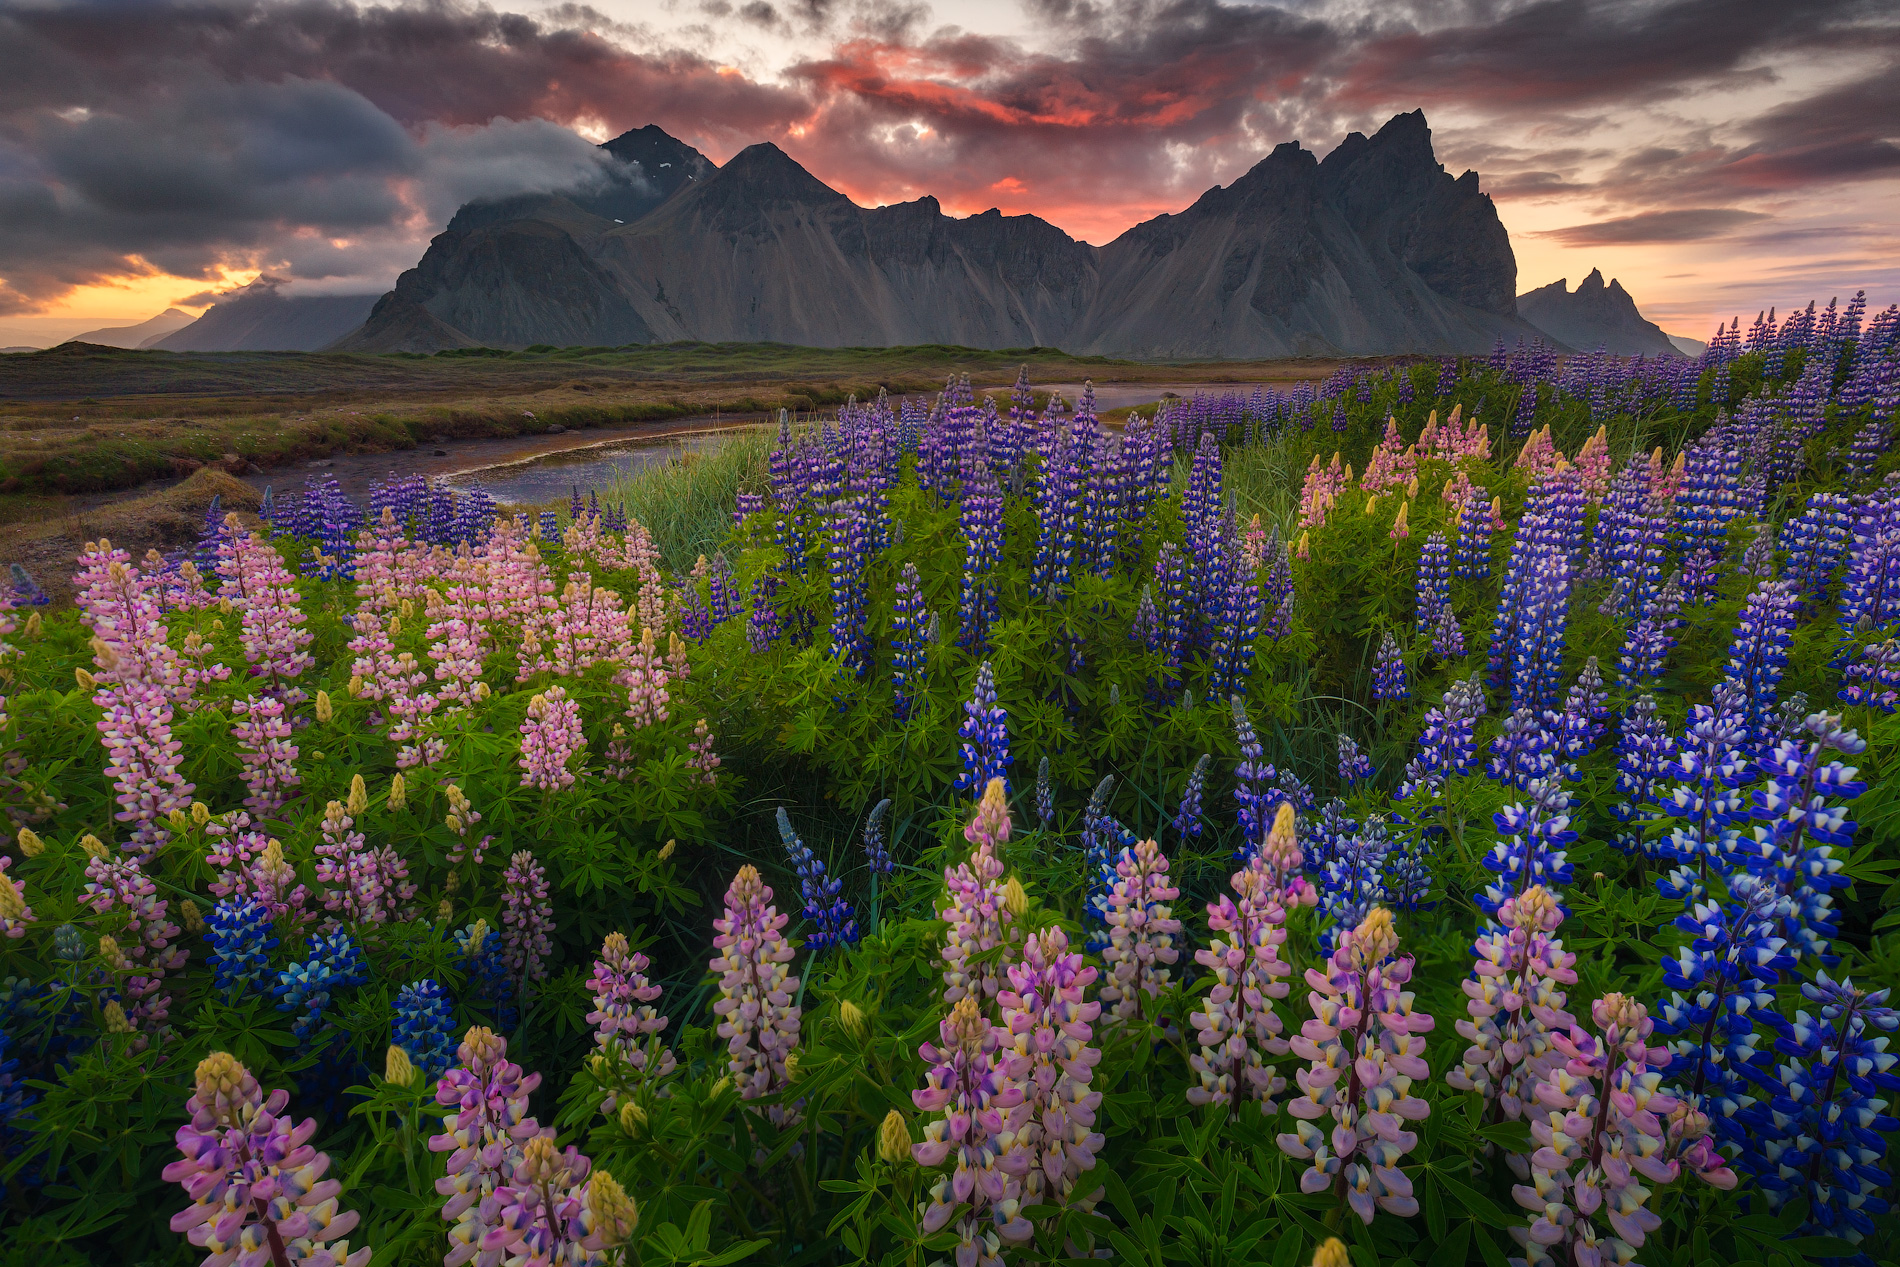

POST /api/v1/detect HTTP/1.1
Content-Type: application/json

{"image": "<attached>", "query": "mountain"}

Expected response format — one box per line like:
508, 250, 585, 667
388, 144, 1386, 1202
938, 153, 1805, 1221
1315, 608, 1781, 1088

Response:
1668, 334, 1708, 357
63, 308, 195, 349
337, 112, 1550, 357
1516, 270, 1680, 357
152, 286, 380, 351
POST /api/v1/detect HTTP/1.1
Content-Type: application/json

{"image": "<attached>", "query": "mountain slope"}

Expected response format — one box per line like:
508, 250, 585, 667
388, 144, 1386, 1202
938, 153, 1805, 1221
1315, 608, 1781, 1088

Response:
1517, 270, 1679, 357
154, 286, 380, 351
339, 114, 1547, 357
64, 309, 195, 349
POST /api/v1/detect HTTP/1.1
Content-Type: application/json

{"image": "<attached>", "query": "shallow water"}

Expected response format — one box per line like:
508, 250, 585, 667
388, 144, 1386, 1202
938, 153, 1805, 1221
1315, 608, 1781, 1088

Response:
440, 426, 764, 505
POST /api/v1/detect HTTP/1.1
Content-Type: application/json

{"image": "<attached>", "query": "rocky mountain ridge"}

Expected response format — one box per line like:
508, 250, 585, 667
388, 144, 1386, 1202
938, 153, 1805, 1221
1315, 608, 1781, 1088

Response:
1517, 269, 1680, 357
335, 112, 1553, 358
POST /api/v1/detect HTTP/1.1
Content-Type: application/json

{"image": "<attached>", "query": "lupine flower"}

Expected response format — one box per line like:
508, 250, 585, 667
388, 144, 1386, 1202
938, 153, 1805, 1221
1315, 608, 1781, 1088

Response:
1617, 573, 1684, 687
1371, 631, 1408, 703
1842, 635, 1900, 710
940, 779, 1020, 1008
1486, 707, 1562, 792
454, 919, 516, 1032
1098, 837, 1182, 1025
392, 979, 456, 1079
862, 798, 893, 875
1510, 995, 1679, 1267
956, 661, 1011, 796
1610, 695, 1678, 858
777, 807, 857, 953
957, 462, 1004, 654
482, 1134, 632, 1266
430, 1026, 548, 1267
709, 865, 801, 1123
1658, 700, 1751, 892
912, 995, 1031, 1261
1429, 602, 1465, 660
1278, 908, 1435, 1223
501, 851, 554, 1002
1336, 735, 1372, 789
82, 852, 184, 1037
1746, 973, 1898, 1246
1558, 656, 1608, 756
1723, 577, 1800, 751
1316, 811, 1393, 951
1453, 488, 1494, 579
1396, 675, 1486, 816
205, 897, 277, 998
1747, 712, 1864, 962
687, 718, 720, 786
1034, 756, 1054, 829
585, 932, 676, 1100
1188, 847, 1294, 1114
828, 500, 871, 676
1415, 531, 1452, 636
999, 926, 1105, 1208
891, 562, 928, 721
313, 798, 413, 927
164, 1053, 370, 1267
746, 573, 781, 655
1174, 753, 1211, 838
1446, 886, 1578, 1134
230, 693, 300, 818
1479, 777, 1578, 916
216, 526, 315, 700
518, 686, 585, 790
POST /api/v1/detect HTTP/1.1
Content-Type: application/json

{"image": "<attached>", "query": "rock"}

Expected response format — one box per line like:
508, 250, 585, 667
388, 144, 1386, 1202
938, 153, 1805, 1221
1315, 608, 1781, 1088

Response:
168, 457, 204, 476
337, 113, 1546, 357
432, 448, 449, 456
547, 424, 566, 434
217, 452, 259, 475
1517, 270, 1681, 357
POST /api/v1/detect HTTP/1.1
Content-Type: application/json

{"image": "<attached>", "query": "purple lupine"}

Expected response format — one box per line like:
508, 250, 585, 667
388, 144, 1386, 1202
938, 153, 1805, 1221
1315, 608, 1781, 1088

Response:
999, 925, 1106, 1208
1278, 909, 1435, 1224
1509, 551, 1571, 714
483, 1134, 634, 1265
431, 1027, 545, 1266
777, 807, 857, 953
1445, 885, 1577, 1129
911, 995, 1031, 1261
1336, 734, 1371, 789
1098, 837, 1183, 1025
1188, 844, 1295, 1115
940, 779, 1019, 1007
165, 1053, 370, 1267
1231, 697, 1275, 860
828, 499, 870, 677
1454, 489, 1493, 579
1210, 546, 1262, 701
1596, 465, 1666, 612
956, 459, 1004, 654
1617, 573, 1684, 687
1429, 602, 1465, 660
1779, 491, 1853, 604
709, 866, 801, 1121
1722, 577, 1800, 751
585, 931, 677, 1095
956, 661, 1011, 795
1154, 542, 1190, 690
501, 851, 554, 1002
891, 561, 927, 721
1414, 531, 1452, 637
1558, 655, 1609, 756
1371, 631, 1408, 704
746, 572, 781, 654
1173, 753, 1211, 839
1841, 636, 1900, 710
1610, 695, 1678, 859
1674, 441, 1745, 602
1395, 674, 1486, 816
1838, 490, 1900, 635
1316, 813, 1394, 951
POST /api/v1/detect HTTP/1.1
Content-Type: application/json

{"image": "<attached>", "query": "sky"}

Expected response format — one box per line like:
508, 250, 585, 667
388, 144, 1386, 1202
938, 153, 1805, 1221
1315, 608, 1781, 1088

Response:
1, 0, 1896, 346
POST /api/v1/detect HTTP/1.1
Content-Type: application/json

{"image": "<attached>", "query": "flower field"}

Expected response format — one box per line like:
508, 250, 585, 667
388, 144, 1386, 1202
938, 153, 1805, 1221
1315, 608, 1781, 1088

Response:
0, 296, 1898, 1267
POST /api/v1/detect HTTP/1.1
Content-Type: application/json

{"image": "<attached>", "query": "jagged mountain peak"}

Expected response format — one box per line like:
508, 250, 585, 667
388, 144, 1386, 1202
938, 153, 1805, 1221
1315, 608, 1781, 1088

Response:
711, 143, 850, 205
1518, 268, 1678, 356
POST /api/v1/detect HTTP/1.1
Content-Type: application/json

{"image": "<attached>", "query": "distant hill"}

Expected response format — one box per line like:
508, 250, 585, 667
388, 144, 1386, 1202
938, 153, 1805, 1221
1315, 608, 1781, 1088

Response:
1668, 334, 1708, 357
153, 287, 380, 352
1517, 270, 1680, 357
335, 111, 1551, 358
65, 308, 196, 349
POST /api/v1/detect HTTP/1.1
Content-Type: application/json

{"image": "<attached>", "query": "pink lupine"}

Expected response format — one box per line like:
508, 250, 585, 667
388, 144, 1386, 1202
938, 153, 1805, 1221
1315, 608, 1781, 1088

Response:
443, 784, 490, 866
154, 554, 217, 612
479, 1134, 634, 1266
207, 812, 312, 924
345, 611, 398, 700
84, 851, 186, 1039
74, 540, 196, 853
1510, 995, 1680, 1267
179, 629, 232, 698
1098, 837, 1182, 1024
998, 926, 1105, 1210
518, 573, 631, 681
1513, 425, 1562, 482
352, 510, 416, 612
1361, 418, 1418, 495
625, 522, 668, 634
0, 857, 33, 939
708, 865, 801, 1122
1445, 885, 1577, 1148
231, 693, 300, 818
478, 518, 558, 632
427, 545, 491, 707
380, 651, 441, 769
312, 800, 413, 928
939, 778, 1019, 1009
1299, 453, 1346, 533
165, 1052, 370, 1267
216, 523, 313, 700
1573, 425, 1612, 502
1187, 851, 1294, 1114
501, 851, 554, 1001
585, 932, 676, 1105
664, 630, 691, 684
1256, 802, 1318, 912
686, 717, 720, 787
912, 995, 1032, 1262
430, 1026, 551, 1267
518, 687, 585, 791
1279, 907, 1436, 1224
617, 627, 670, 730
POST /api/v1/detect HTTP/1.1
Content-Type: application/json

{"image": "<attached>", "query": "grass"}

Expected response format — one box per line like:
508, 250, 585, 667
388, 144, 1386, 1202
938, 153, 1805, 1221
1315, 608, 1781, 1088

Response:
595, 428, 775, 572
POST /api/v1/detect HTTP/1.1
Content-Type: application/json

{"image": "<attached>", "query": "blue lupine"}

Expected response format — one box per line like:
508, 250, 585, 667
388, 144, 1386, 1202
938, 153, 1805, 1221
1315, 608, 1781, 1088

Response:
1317, 814, 1392, 952
1617, 574, 1683, 687
1336, 734, 1372, 790
1173, 754, 1210, 839
1486, 706, 1562, 792
1841, 636, 1900, 711
1509, 551, 1571, 713
862, 798, 893, 875
1747, 975, 1899, 1248
454, 921, 516, 1031
828, 500, 870, 677
747, 572, 782, 655
1230, 696, 1278, 860
891, 561, 927, 721
1838, 491, 1900, 635
1451, 490, 1494, 582
1723, 577, 1800, 751
1558, 656, 1609, 757
1395, 674, 1486, 816
956, 661, 1011, 795
1183, 433, 1224, 640
7, 565, 48, 608
1371, 630, 1408, 703
1428, 601, 1465, 661
1478, 776, 1577, 916
1385, 842, 1434, 912
392, 979, 457, 1079
956, 460, 1003, 654
1657, 696, 1752, 897
1415, 530, 1452, 636
1596, 464, 1666, 612
272, 931, 369, 1109
1779, 491, 1853, 604
1610, 695, 1677, 859
1034, 756, 1055, 829
777, 807, 858, 953
1674, 441, 1745, 602
1209, 546, 1261, 701
1746, 713, 1864, 963
205, 897, 277, 998
1154, 542, 1190, 690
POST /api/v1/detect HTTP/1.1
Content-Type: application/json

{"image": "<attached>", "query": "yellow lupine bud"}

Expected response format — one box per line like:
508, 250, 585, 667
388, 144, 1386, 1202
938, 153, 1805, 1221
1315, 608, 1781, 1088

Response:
839, 999, 867, 1043
347, 774, 368, 816
79, 834, 108, 859
0, 876, 25, 920
75, 667, 96, 690
315, 690, 333, 723
437, 898, 453, 922
23, 612, 40, 639
1312, 1238, 1350, 1267
783, 1050, 801, 1081
587, 1169, 639, 1246
16, 827, 43, 857
658, 839, 676, 860
98, 935, 131, 971
1002, 875, 1028, 919
103, 1001, 134, 1034
385, 1046, 417, 1086
878, 1109, 911, 1164
180, 898, 205, 933
710, 1075, 732, 1099
618, 1101, 648, 1136
168, 808, 191, 832
348, 674, 364, 697
192, 801, 210, 825
388, 774, 407, 810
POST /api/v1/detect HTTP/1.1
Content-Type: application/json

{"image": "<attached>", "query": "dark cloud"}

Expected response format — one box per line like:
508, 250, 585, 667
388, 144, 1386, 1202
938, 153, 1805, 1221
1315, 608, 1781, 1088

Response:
1536, 208, 1773, 245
